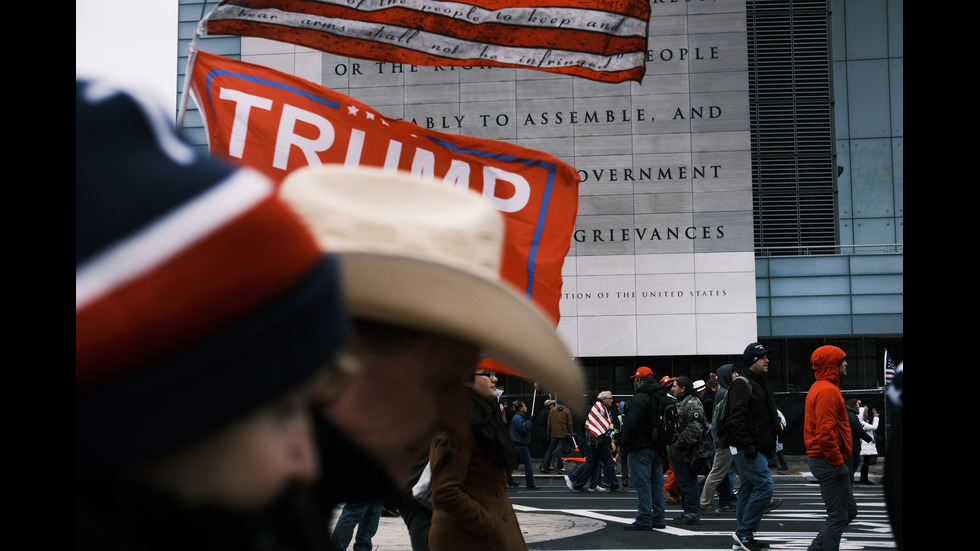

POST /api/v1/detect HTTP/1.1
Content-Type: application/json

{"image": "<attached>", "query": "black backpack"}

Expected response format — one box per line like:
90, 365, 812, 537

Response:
650, 392, 679, 447
690, 418, 714, 475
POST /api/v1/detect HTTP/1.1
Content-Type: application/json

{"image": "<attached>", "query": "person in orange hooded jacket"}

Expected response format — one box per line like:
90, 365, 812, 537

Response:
803, 345, 857, 551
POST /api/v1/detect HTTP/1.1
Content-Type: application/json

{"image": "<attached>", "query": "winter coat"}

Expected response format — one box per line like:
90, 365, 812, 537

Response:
848, 408, 873, 460
547, 404, 574, 439
804, 345, 852, 466
711, 364, 734, 444
509, 412, 533, 446
668, 393, 706, 462
429, 393, 526, 551
621, 380, 667, 451
858, 406, 879, 456
726, 365, 780, 455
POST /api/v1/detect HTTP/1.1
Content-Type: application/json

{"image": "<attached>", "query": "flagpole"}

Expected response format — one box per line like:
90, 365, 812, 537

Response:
883, 348, 887, 384
176, 24, 202, 132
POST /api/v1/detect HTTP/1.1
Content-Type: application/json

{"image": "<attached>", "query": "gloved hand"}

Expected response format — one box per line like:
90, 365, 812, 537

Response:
743, 446, 758, 460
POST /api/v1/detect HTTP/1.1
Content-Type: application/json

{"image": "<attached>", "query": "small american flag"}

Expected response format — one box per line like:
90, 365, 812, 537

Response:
884, 349, 896, 386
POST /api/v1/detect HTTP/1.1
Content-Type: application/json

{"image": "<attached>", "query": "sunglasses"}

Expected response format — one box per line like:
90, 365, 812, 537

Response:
474, 371, 496, 379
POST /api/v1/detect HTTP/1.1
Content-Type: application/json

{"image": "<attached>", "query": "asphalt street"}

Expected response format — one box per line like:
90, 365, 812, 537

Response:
333, 456, 897, 550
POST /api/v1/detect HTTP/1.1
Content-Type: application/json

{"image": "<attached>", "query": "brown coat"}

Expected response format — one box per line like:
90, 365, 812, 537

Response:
428, 431, 528, 551
547, 405, 574, 439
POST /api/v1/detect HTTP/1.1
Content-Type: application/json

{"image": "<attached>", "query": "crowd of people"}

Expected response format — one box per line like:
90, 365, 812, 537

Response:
76, 78, 899, 551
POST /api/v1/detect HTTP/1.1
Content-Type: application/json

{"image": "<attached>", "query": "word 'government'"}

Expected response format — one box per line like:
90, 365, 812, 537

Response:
578, 165, 722, 183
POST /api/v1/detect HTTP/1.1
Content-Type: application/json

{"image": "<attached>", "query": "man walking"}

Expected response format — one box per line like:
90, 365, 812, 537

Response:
728, 343, 781, 551
700, 364, 736, 515
620, 367, 668, 530
565, 392, 626, 493
541, 398, 574, 473
804, 346, 858, 551
510, 401, 541, 489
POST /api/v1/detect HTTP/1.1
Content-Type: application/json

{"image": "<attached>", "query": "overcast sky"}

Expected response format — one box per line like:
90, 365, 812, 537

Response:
76, 0, 180, 110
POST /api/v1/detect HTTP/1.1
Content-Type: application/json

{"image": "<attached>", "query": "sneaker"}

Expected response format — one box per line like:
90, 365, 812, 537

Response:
526, 484, 542, 490
507, 481, 520, 489
763, 498, 783, 514
701, 505, 720, 516
674, 516, 701, 526
539, 468, 552, 474
732, 534, 764, 551
623, 523, 652, 531
564, 475, 574, 491
575, 486, 591, 493
721, 504, 737, 512
594, 485, 608, 492
652, 522, 667, 529
611, 486, 627, 493
749, 538, 771, 549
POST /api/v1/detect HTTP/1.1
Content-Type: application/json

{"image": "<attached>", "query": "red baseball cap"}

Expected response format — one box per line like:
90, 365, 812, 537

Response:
631, 366, 654, 378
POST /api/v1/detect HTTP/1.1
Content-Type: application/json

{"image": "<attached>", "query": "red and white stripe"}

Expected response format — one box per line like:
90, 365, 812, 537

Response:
202, 0, 651, 83
584, 400, 611, 437
75, 168, 323, 386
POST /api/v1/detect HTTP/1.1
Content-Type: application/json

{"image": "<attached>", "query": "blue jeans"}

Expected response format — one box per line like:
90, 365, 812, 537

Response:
331, 500, 383, 551
730, 450, 774, 540
809, 456, 858, 551
595, 440, 620, 488
567, 438, 594, 488
628, 447, 665, 527
672, 458, 701, 519
514, 443, 536, 486
541, 437, 565, 470
570, 440, 619, 489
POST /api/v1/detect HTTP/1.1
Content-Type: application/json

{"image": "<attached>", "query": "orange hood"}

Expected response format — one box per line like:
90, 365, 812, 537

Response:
811, 345, 845, 386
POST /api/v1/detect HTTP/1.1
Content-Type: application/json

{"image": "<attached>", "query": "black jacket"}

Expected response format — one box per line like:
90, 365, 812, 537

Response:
621, 380, 669, 451
726, 367, 781, 455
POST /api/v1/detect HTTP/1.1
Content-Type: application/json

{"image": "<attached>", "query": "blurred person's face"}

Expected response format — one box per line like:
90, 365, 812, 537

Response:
470, 367, 499, 401
313, 327, 479, 489
133, 386, 319, 509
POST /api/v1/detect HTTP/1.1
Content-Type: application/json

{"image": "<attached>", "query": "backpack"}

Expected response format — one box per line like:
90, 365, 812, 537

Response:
714, 375, 752, 447
650, 392, 679, 447
690, 418, 715, 475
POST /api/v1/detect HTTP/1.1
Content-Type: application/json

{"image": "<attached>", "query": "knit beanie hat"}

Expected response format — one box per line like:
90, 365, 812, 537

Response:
75, 79, 348, 477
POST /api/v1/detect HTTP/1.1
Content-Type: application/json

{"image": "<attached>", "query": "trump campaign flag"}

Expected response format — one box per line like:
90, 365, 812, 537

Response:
200, 0, 651, 83
188, 50, 579, 324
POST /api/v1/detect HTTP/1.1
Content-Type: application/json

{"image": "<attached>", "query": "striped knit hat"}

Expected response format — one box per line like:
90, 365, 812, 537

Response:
75, 79, 348, 477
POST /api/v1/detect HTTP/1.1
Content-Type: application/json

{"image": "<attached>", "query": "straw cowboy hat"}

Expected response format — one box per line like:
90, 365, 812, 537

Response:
280, 165, 585, 409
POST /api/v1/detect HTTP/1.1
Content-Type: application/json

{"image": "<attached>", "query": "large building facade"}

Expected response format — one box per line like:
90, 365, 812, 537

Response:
175, 0, 902, 404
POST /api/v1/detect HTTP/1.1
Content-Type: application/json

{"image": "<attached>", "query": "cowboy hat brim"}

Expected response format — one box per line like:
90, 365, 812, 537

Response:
337, 250, 585, 410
